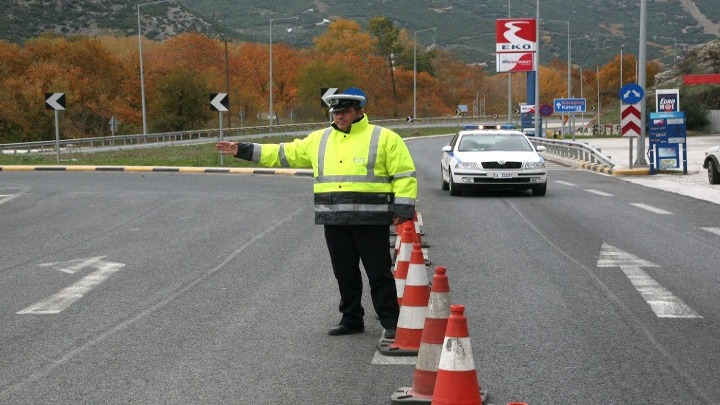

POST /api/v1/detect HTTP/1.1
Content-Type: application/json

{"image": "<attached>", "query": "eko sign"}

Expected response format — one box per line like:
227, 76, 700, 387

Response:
495, 19, 537, 52
495, 18, 537, 74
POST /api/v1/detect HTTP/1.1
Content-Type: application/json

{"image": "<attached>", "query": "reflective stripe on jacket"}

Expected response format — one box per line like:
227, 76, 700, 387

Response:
251, 115, 417, 225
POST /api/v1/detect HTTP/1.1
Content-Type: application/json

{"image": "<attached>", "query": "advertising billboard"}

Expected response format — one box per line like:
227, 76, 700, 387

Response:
655, 88, 680, 112
496, 52, 535, 72
495, 18, 537, 53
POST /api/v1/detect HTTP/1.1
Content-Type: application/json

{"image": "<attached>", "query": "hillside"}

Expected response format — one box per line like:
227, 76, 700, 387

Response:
1, 0, 719, 70
0, 0, 224, 43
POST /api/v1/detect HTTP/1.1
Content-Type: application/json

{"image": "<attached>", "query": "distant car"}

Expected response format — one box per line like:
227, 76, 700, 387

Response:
440, 126, 548, 196
703, 145, 720, 184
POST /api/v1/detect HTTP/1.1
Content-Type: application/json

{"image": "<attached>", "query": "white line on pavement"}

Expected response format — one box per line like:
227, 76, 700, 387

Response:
630, 203, 672, 215
584, 189, 614, 196
701, 227, 720, 236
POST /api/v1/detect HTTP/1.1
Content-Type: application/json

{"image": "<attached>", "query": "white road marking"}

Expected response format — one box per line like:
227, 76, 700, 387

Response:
597, 243, 701, 318
554, 180, 577, 187
17, 257, 125, 315
701, 227, 720, 236
0, 189, 28, 205
630, 203, 672, 215
584, 189, 614, 196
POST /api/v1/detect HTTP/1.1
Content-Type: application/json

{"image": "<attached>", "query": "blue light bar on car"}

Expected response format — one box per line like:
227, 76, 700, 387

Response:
463, 124, 515, 130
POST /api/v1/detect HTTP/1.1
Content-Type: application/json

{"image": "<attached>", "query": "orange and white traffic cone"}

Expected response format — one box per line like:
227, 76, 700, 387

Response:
391, 266, 451, 404
431, 304, 484, 405
393, 222, 415, 306
378, 243, 430, 356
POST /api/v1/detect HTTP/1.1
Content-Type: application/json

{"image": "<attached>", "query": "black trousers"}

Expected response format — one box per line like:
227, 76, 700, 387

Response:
324, 224, 399, 330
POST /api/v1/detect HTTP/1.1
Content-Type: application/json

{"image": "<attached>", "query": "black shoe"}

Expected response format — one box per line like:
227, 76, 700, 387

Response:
328, 324, 365, 336
383, 329, 396, 340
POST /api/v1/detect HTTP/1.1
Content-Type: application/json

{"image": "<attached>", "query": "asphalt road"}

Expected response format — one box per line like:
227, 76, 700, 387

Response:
2, 135, 720, 404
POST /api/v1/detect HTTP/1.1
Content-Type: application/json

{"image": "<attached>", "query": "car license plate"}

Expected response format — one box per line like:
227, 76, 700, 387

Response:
492, 172, 513, 178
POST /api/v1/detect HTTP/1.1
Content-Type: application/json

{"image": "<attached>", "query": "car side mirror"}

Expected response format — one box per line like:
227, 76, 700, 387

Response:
536, 145, 546, 152
442, 145, 452, 152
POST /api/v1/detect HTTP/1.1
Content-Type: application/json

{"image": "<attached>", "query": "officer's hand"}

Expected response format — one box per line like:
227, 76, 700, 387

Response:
215, 141, 238, 155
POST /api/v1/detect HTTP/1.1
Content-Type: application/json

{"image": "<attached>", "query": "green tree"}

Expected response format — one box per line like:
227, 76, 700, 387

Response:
368, 17, 402, 99
150, 69, 211, 132
297, 60, 355, 105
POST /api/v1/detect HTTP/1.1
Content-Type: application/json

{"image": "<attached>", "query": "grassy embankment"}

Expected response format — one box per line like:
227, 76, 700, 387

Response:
0, 127, 457, 167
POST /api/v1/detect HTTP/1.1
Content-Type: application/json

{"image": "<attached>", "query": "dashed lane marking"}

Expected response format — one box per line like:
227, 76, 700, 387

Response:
630, 203, 672, 215
584, 189, 614, 197
701, 227, 720, 236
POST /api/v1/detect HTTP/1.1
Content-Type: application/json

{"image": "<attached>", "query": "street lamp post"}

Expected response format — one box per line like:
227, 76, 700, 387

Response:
534, 0, 540, 139
636, 0, 648, 166
269, 16, 299, 128
137, 0, 172, 138
507, 0, 512, 124
543, 19, 570, 135
413, 27, 436, 120
652, 36, 678, 69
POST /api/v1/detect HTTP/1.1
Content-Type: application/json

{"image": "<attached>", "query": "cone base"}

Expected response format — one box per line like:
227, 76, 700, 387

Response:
429, 386, 489, 405
376, 340, 420, 356
391, 387, 432, 404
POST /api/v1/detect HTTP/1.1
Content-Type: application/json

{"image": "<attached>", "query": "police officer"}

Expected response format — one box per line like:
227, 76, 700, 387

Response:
216, 88, 417, 339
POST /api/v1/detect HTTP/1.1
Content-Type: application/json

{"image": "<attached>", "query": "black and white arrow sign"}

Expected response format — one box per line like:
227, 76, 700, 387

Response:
45, 93, 66, 111
210, 93, 229, 112
320, 87, 338, 107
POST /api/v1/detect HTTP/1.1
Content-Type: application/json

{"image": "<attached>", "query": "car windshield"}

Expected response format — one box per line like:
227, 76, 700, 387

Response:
457, 134, 533, 152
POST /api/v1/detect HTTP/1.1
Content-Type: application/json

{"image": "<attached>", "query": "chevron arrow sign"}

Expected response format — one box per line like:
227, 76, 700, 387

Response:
210, 93, 229, 112
621, 103, 641, 137
45, 93, 66, 111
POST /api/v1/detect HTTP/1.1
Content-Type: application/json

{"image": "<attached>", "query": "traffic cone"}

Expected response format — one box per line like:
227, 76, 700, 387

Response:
431, 304, 483, 405
378, 243, 430, 356
391, 266, 451, 404
393, 222, 415, 306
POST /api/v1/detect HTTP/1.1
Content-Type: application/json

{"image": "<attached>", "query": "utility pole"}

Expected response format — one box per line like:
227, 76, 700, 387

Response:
636, 0, 648, 165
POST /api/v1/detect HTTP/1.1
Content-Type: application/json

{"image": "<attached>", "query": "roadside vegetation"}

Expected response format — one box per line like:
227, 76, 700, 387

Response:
0, 126, 456, 167
1, 17, 672, 145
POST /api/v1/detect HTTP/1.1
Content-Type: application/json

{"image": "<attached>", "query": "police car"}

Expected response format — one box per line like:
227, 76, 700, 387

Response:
440, 125, 548, 196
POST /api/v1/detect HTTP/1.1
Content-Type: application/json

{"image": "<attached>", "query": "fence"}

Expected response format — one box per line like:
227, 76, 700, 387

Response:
0, 117, 471, 155
1, 116, 614, 169
528, 137, 615, 168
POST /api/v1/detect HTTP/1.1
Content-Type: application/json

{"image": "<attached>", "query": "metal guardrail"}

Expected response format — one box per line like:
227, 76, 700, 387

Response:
2, 117, 610, 168
528, 137, 615, 168
0, 116, 474, 155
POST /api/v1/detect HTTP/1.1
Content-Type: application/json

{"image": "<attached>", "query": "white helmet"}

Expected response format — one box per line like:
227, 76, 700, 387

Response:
322, 87, 367, 112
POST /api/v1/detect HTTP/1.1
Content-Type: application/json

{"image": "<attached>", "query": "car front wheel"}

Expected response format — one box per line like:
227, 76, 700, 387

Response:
441, 167, 449, 190
448, 170, 461, 196
532, 182, 547, 196
708, 160, 720, 184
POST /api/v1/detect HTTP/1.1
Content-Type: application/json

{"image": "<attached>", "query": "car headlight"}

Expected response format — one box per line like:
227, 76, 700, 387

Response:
455, 162, 480, 170
524, 161, 545, 170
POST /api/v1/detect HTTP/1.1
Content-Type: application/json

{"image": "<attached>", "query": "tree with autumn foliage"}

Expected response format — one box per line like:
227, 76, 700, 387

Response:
0, 19, 672, 143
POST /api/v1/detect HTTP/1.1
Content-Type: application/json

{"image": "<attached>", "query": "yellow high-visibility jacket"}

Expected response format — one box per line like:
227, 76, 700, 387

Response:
241, 115, 417, 225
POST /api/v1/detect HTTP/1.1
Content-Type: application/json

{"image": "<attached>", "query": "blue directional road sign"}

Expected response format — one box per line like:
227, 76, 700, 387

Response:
619, 83, 645, 105
553, 98, 586, 113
